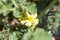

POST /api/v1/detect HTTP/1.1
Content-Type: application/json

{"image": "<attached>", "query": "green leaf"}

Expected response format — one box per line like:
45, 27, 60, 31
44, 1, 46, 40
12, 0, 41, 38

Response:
5, 3, 13, 9
25, 2, 37, 14
13, 8, 22, 18
2, 0, 8, 3
22, 30, 32, 40
9, 32, 18, 40
20, 0, 26, 4
0, 0, 7, 13
3, 11, 9, 16
9, 32, 21, 40
21, 2, 37, 14
23, 29, 52, 40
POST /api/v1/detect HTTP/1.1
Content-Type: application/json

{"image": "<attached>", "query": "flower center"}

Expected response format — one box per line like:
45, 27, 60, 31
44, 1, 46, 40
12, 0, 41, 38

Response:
27, 16, 34, 22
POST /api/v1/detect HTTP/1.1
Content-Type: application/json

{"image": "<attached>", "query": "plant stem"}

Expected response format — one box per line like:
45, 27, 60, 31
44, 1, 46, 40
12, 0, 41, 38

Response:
38, 0, 58, 21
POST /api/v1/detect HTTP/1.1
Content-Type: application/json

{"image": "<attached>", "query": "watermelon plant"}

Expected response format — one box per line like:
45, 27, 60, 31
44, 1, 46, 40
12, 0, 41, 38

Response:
0, 0, 58, 40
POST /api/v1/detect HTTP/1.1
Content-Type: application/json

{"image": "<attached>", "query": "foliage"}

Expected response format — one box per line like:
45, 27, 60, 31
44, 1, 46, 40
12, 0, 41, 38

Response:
0, 0, 37, 17
0, 0, 58, 40
47, 4, 60, 35
23, 29, 52, 40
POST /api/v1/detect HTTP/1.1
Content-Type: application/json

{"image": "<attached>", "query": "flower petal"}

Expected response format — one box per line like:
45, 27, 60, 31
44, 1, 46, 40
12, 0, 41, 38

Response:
32, 13, 37, 18
33, 19, 39, 25
25, 11, 30, 17
25, 21, 32, 27
20, 20, 27, 25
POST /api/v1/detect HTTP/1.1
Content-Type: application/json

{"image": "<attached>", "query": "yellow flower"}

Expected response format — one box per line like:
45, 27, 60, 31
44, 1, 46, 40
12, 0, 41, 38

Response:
19, 11, 39, 27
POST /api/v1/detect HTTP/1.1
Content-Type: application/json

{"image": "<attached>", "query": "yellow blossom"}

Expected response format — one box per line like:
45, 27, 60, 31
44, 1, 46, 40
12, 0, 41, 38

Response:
19, 11, 39, 27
